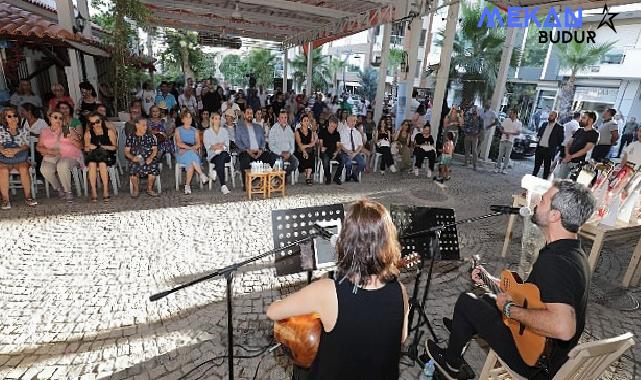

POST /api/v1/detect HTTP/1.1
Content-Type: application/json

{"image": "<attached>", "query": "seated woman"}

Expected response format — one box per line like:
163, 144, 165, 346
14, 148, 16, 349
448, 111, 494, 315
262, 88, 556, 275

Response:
0, 107, 37, 209
125, 117, 159, 197
84, 112, 117, 202
413, 123, 437, 178
203, 112, 231, 195
295, 114, 317, 185
374, 118, 396, 174
37, 110, 83, 202
267, 200, 409, 380
148, 106, 174, 162
57, 101, 83, 141
175, 109, 209, 194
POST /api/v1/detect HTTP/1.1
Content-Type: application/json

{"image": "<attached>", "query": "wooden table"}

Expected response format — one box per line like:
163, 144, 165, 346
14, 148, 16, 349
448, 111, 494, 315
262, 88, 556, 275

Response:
245, 170, 268, 200
267, 170, 286, 198
502, 194, 641, 288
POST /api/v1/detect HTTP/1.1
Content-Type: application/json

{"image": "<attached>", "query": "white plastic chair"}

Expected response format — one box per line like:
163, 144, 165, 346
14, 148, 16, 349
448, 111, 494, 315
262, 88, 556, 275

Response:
44, 166, 84, 198
129, 175, 162, 195
8, 137, 38, 198
315, 158, 340, 183
479, 332, 635, 380
174, 134, 204, 191
207, 159, 236, 189
340, 159, 363, 182
82, 165, 120, 197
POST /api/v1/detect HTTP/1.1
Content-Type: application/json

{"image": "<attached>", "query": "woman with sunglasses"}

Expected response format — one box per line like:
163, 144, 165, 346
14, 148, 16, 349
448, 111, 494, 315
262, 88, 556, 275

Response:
203, 112, 231, 194
84, 112, 117, 202
0, 107, 37, 209
37, 110, 83, 202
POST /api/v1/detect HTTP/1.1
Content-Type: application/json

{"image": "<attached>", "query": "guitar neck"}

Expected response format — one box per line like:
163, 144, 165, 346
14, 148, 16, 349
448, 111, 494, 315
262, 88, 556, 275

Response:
479, 269, 501, 294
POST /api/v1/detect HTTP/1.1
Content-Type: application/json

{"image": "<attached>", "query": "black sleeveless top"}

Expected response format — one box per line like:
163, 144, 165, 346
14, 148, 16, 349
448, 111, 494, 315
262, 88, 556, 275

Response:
307, 278, 404, 380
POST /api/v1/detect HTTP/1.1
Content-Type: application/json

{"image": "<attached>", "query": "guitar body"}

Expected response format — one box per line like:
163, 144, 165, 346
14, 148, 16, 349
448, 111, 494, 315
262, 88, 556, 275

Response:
500, 270, 546, 366
273, 313, 322, 368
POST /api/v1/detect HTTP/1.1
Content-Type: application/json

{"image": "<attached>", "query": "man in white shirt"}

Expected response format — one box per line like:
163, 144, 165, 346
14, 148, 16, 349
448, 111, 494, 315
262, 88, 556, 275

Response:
221, 96, 241, 119
561, 112, 581, 159
338, 115, 366, 182
621, 126, 641, 170
268, 110, 299, 180
479, 103, 497, 156
178, 86, 197, 114
495, 109, 522, 174
592, 108, 619, 162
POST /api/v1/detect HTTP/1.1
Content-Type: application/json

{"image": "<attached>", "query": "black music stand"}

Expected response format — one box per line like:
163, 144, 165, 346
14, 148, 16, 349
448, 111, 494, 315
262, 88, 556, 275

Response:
272, 203, 344, 279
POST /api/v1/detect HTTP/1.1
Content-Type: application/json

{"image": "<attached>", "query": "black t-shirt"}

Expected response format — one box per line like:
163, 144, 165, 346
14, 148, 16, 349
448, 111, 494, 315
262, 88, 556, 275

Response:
319, 128, 341, 156
568, 128, 599, 163
526, 239, 590, 376
414, 133, 435, 147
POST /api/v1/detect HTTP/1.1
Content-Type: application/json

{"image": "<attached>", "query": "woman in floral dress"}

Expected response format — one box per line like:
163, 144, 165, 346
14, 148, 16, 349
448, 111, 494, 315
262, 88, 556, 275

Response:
125, 117, 159, 197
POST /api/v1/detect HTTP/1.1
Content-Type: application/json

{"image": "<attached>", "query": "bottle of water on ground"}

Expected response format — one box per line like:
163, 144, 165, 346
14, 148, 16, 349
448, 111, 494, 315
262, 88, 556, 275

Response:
419, 359, 435, 379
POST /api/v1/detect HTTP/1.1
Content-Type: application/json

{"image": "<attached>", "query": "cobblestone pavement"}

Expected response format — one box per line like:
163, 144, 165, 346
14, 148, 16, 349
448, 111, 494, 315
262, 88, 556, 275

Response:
0, 158, 638, 380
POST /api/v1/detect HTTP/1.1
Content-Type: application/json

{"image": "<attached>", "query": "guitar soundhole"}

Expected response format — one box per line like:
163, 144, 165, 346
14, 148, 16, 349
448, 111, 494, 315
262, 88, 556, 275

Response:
519, 299, 528, 335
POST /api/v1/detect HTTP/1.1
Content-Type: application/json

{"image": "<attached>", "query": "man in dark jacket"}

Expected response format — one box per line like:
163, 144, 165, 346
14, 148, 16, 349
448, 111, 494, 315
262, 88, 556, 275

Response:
533, 110, 564, 179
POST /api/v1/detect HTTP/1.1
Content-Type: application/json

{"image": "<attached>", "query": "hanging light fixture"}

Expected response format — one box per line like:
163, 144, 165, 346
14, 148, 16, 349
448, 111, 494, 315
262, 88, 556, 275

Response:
73, 13, 86, 34
232, 2, 242, 20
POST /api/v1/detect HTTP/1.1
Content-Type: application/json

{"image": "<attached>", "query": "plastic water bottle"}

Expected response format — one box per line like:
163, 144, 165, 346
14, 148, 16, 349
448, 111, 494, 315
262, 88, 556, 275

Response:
137, 155, 144, 164
419, 360, 435, 380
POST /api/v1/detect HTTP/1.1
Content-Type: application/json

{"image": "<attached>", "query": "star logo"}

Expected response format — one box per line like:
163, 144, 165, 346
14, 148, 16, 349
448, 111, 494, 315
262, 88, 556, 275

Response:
597, 4, 619, 33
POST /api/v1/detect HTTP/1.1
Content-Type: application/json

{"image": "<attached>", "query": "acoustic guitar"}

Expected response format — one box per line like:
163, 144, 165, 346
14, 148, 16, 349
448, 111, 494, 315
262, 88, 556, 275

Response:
471, 255, 547, 366
273, 253, 420, 368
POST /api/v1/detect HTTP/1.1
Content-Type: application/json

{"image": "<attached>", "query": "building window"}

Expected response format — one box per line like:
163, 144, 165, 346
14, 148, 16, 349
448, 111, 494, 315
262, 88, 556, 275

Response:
601, 49, 625, 64
419, 29, 427, 46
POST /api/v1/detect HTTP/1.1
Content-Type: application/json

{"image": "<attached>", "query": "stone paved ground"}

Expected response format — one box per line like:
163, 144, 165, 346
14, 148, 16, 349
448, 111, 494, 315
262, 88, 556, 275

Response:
0, 158, 639, 380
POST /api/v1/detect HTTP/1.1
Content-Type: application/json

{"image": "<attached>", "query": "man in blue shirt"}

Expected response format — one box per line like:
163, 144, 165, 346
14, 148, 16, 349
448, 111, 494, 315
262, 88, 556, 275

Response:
155, 81, 177, 111
236, 107, 275, 190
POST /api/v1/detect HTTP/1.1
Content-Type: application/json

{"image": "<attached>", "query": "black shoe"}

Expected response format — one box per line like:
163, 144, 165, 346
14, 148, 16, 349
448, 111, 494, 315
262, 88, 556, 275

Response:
345, 175, 353, 182
334, 178, 342, 185
351, 174, 359, 182
324, 178, 331, 185
426, 340, 461, 380
442, 317, 452, 333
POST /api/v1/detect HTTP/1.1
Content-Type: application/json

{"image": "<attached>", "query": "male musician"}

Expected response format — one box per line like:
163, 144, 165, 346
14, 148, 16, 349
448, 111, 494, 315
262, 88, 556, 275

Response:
267, 200, 409, 380
427, 180, 596, 379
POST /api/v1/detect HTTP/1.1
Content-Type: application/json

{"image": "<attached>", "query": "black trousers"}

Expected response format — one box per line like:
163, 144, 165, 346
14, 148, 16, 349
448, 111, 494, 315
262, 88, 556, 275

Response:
618, 134, 634, 157
320, 151, 343, 181
446, 292, 532, 377
532, 146, 554, 179
414, 148, 436, 171
209, 151, 231, 186
377, 146, 394, 171
238, 150, 275, 189
591, 145, 611, 162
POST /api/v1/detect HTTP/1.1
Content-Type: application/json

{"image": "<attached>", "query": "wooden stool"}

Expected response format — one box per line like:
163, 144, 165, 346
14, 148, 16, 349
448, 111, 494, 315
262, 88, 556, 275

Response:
245, 170, 268, 200
268, 170, 286, 198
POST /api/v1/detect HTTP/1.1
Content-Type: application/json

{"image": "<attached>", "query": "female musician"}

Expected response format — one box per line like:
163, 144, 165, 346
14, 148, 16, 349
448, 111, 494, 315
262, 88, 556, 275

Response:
267, 200, 409, 380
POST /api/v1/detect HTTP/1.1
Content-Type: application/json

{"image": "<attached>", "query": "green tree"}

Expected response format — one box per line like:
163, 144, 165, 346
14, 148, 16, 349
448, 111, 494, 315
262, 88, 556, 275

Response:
328, 57, 346, 95
159, 30, 216, 83
219, 55, 247, 87
244, 48, 277, 89
521, 26, 549, 67
290, 48, 330, 92
436, 3, 520, 107
555, 40, 615, 113
357, 68, 377, 103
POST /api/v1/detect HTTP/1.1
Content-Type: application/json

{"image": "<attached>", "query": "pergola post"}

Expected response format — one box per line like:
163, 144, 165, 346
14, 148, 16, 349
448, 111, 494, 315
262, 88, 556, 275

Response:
419, 0, 437, 88
306, 41, 313, 97
480, 26, 517, 161
402, 16, 422, 124
283, 48, 288, 92
430, 1, 459, 143
374, 23, 391, 123
55, 0, 82, 102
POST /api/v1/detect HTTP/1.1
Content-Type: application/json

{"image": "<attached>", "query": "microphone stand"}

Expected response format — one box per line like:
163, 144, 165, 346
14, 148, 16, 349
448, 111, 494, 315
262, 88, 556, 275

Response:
149, 233, 322, 380
402, 211, 511, 365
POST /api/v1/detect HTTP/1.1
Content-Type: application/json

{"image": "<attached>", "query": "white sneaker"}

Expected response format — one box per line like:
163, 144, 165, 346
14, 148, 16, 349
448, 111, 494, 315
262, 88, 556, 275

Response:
1, 200, 11, 210
494, 168, 501, 173
380, 170, 385, 175
426, 169, 432, 178
200, 175, 210, 185
184, 185, 192, 195
390, 165, 397, 173
501, 169, 508, 174
221, 185, 230, 194
414, 168, 419, 177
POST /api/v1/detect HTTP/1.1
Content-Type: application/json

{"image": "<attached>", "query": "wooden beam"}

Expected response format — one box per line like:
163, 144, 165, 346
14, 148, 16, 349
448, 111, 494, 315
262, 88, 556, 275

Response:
139, 0, 321, 28
149, 9, 294, 37
237, 0, 355, 19
152, 17, 285, 41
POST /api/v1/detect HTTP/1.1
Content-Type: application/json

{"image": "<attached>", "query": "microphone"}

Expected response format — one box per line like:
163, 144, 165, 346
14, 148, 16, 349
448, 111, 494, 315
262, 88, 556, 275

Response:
490, 205, 532, 217
313, 223, 334, 239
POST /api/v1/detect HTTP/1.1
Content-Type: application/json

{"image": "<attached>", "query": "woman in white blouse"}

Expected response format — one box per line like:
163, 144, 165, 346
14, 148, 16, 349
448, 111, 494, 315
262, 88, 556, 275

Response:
203, 112, 231, 194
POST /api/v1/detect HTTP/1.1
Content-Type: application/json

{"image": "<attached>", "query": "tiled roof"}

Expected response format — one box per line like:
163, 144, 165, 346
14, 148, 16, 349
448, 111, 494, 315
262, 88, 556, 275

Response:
0, 2, 92, 45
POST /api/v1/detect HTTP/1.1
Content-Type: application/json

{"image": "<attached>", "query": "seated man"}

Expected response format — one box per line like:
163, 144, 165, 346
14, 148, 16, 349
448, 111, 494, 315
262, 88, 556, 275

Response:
235, 107, 274, 190
338, 115, 366, 182
268, 110, 298, 181
319, 116, 344, 185
427, 180, 596, 380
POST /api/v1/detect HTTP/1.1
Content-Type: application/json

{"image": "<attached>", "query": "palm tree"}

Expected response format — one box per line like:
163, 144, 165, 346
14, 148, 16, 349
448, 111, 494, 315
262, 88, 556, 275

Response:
328, 57, 346, 95
555, 40, 615, 113
436, 3, 520, 107
290, 48, 330, 93
245, 48, 277, 89
357, 68, 377, 103
387, 47, 405, 99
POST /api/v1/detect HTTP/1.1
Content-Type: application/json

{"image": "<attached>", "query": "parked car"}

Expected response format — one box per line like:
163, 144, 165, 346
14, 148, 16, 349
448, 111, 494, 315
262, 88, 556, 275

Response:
511, 132, 538, 158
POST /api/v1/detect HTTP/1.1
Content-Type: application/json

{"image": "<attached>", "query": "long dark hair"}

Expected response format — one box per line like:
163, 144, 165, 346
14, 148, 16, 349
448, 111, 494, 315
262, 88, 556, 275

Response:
336, 200, 401, 288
